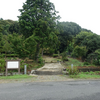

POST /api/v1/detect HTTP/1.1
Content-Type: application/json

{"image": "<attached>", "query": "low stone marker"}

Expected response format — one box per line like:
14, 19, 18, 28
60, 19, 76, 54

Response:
6, 60, 20, 76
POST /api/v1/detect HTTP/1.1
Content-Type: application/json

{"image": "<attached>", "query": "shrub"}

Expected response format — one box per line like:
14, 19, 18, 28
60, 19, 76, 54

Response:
83, 62, 90, 65
0, 59, 6, 72
62, 57, 68, 61
95, 71, 100, 75
0, 54, 5, 58
53, 54, 58, 57
67, 66, 79, 75
61, 52, 68, 61
38, 55, 45, 67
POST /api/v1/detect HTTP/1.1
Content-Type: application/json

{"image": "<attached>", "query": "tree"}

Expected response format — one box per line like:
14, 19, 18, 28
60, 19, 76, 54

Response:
2, 35, 13, 58
0, 25, 3, 33
24, 34, 37, 59
8, 33, 25, 58
0, 18, 3, 21
57, 21, 81, 52
74, 31, 100, 54
71, 45, 87, 61
0, 33, 4, 53
9, 21, 20, 34
0, 19, 16, 35
18, 0, 60, 61
74, 31, 93, 46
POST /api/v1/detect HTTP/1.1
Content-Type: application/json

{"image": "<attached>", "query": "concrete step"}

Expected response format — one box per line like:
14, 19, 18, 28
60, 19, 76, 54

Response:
31, 62, 65, 75
35, 70, 63, 75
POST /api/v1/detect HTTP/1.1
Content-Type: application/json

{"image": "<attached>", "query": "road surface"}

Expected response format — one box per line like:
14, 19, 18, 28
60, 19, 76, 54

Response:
0, 80, 100, 100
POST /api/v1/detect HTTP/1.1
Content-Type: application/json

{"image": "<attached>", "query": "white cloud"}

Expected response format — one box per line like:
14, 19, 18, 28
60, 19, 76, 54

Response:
0, 0, 100, 35
50, 0, 100, 35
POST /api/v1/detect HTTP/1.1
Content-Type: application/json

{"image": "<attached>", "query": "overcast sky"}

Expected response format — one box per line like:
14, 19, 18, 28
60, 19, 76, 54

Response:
0, 0, 100, 35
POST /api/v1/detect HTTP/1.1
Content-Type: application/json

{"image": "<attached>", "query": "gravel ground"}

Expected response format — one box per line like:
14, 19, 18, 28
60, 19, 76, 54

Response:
0, 75, 74, 84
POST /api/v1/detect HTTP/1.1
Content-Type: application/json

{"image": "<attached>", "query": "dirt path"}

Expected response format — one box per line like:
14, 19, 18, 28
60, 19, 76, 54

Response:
37, 63, 64, 71
36, 56, 65, 72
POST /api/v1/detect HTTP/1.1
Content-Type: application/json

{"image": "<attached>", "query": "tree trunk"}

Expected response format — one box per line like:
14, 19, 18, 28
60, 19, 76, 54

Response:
35, 43, 40, 62
42, 48, 44, 57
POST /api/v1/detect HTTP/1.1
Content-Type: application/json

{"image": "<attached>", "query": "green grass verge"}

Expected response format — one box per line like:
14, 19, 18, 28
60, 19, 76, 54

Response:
65, 58, 84, 66
70, 73, 100, 79
0, 75, 32, 79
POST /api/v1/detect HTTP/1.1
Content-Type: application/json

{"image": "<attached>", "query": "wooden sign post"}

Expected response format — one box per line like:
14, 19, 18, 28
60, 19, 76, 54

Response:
6, 60, 20, 76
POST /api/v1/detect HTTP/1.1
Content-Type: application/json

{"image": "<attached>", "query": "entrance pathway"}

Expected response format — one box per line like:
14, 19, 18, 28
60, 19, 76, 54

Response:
35, 62, 65, 75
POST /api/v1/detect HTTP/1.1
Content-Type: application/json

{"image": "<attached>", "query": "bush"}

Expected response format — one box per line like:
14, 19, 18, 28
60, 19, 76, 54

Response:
0, 54, 18, 58
53, 54, 58, 57
62, 57, 68, 61
83, 62, 90, 65
67, 66, 79, 75
0, 54, 5, 58
38, 55, 45, 67
6, 54, 18, 57
0, 59, 6, 72
61, 52, 68, 61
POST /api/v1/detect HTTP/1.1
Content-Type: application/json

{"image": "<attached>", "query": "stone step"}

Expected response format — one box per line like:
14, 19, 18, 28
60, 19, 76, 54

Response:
35, 70, 62, 75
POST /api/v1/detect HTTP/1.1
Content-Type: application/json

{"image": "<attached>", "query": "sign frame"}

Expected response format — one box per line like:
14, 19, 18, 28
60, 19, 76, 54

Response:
6, 60, 20, 76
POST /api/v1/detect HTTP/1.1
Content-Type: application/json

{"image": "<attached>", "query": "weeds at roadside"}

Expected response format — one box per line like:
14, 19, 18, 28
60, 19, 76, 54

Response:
69, 71, 100, 79
0, 75, 32, 79
65, 58, 84, 67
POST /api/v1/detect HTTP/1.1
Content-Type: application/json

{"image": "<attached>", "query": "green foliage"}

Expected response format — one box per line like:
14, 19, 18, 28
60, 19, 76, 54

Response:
0, 54, 18, 58
24, 34, 37, 59
18, 0, 60, 60
8, 33, 27, 58
0, 54, 5, 58
70, 71, 100, 79
0, 59, 6, 72
67, 66, 79, 75
71, 45, 87, 60
83, 62, 90, 65
0, 19, 18, 35
65, 58, 84, 67
95, 71, 100, 75
87, 49, 100, 65
20, 60, 29, 72
66, 41, 74, 54
95, 49, 100, 54
74, 31, 93, 46
0, 25, 3, 33
53, 54, 58, 57
18, 0, 59, 37
93, 55, 100, 65
61, 52, 67, 61
57, 21, 81, 52
9, 21, 20, 34
38, 55, 44, 66
2, 35, 13, 55
0, 18, 3, 21
0, 75, 32, 79
62, 57, 68, 61
74, 31, 100, 54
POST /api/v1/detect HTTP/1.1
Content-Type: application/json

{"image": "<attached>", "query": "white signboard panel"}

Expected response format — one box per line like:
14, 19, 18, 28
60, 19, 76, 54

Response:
7, 61, 19, 69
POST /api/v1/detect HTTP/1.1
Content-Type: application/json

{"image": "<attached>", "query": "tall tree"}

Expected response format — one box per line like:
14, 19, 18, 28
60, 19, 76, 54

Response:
18, 0, 60, 60
0, 25, 3, 33
9, 21, 20, 34
57, 22, 81, 52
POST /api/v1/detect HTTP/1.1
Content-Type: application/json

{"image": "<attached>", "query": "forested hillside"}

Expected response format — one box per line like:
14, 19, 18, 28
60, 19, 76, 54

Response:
0, 0, 100, 66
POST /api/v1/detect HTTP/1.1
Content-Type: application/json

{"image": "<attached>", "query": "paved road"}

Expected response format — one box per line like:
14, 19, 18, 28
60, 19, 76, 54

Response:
0, 80, 100, 100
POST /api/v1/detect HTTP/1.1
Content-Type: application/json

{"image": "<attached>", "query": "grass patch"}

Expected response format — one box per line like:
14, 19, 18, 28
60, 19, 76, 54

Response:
70, 71, 100, 79
52, 58, 62, 61
0, 75, 32, 79
65, 58, 84, 66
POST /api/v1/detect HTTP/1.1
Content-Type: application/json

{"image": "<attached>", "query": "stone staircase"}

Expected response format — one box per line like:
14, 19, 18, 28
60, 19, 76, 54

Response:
31, 62, 64, 75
